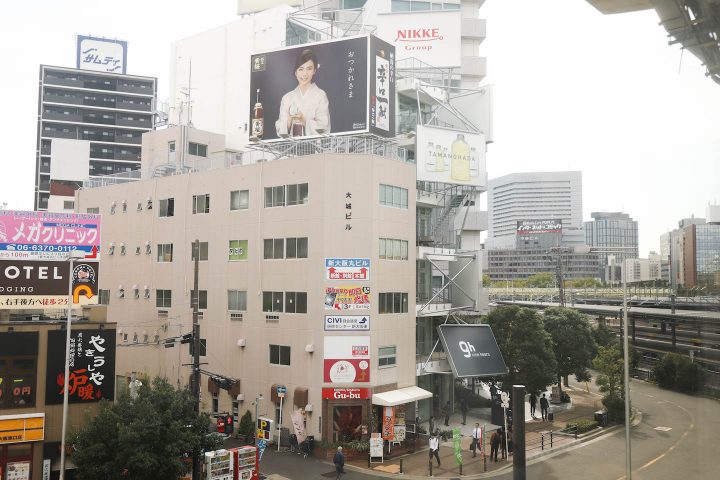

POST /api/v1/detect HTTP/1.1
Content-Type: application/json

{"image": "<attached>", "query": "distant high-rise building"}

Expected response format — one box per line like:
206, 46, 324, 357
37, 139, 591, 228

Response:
584, 211, 638, 283
36, 65, 156, 211
486, 171, 584, 249
660, 215, 706, 288
682, 209, 720, 289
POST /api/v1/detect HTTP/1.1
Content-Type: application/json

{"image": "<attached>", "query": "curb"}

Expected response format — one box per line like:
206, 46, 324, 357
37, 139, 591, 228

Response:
338, 419, 634, 479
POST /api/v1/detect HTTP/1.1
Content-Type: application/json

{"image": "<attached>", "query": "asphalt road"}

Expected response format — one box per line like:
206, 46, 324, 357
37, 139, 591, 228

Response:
259, 379, 719, 479
492, 379, 719, 480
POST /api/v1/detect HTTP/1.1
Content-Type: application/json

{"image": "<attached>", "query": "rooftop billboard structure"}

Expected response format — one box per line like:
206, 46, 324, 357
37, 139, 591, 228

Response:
249, 35, 395, 141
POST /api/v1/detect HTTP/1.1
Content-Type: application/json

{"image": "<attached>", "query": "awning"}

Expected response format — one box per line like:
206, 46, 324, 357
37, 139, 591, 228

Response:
372, 386, 432, 407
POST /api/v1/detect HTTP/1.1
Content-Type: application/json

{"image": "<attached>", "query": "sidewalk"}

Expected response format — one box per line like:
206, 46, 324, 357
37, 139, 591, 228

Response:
344, 384, 605, 478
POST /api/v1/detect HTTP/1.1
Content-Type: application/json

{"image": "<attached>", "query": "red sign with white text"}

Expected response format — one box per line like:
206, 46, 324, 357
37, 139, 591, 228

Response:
322, 388, 372, 400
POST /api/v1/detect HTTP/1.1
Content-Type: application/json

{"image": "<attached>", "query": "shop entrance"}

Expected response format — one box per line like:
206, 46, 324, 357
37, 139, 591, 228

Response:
332, 405, 362, 443
0, 443, 33, 480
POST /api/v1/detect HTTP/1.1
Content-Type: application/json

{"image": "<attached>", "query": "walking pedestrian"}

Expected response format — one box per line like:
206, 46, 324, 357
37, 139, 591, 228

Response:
500, 426, 507, 459
540, 393, 550, 421
460, 398, 468, 425
529, 392, 538, 419
333, 446, 345, 480
429, 431, 441, 466
490, 429, 500, 462
470, 423, 482, 458
442, 400, 451, 426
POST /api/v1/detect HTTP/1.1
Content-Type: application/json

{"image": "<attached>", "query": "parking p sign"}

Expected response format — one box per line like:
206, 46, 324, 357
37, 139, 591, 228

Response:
257, 417, 273, 440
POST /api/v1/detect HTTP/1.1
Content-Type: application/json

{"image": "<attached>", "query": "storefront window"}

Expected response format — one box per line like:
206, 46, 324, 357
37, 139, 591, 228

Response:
333, 406, 362, 443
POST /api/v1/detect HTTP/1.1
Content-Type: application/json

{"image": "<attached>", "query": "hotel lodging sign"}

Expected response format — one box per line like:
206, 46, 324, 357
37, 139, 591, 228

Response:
0, 260, 100, 309
0, 210, 101, 261
45, 329, 116, 404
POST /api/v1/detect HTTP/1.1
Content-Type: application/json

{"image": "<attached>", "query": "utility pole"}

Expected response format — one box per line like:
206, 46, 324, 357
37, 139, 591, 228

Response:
192, 239, 202, 480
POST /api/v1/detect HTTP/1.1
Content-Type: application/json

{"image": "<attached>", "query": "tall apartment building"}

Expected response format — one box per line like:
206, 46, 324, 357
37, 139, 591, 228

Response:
486, 171, 585, 249
660, 215, 706, 288
584, 211, 639, 283
36, 65, 156, 211
624, 254, 662, 284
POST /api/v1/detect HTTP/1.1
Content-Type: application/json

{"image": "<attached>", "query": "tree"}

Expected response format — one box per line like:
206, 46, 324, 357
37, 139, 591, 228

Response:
591, 322, 616, 348
524, 272, 555, 288
543, 307, 597, 395
237, 410, 255, 444
484, 306, 557, 394
482, 274, 491, 286
72, 377, 222, 480
654, 353, 706, 394
593, 345, 625, 422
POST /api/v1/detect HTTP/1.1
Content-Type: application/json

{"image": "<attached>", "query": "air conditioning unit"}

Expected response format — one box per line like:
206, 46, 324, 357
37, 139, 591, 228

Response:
321, 9, 336, 21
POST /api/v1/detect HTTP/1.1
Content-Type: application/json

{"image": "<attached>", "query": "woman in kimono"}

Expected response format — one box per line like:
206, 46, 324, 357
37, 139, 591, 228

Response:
276, 49, 331, 137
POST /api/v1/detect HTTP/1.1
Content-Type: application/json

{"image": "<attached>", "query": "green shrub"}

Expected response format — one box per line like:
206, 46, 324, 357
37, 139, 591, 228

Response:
653, 353, 706, 393
344, 439, 370, 453
565, 419, 599, 434
602, 395, 625, 423
236, 410, 254, 444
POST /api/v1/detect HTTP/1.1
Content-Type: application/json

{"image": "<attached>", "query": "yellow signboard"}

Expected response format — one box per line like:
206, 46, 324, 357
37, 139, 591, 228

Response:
0, 414, 45, 444
256, 417, 272, 440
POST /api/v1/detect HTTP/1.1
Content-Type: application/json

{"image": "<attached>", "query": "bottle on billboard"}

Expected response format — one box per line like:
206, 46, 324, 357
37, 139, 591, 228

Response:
289, 102, 305, 137
425, 142, 435, 171
252, 88, 264, 138
450, 134, 470, 181
435, 144, 445, 172
470, 147, 479, 178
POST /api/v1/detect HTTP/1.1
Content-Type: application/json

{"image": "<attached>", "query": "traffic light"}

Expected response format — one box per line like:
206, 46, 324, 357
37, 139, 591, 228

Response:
180, 333, 193, 344
216, 416, 225, 434
225, 415, 234, 434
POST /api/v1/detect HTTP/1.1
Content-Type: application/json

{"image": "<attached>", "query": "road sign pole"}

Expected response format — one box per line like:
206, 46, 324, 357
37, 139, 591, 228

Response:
278, 395, 283, 452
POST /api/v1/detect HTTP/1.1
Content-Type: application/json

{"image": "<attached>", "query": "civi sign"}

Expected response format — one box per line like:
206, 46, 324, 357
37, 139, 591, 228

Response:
322, 388, 371, 400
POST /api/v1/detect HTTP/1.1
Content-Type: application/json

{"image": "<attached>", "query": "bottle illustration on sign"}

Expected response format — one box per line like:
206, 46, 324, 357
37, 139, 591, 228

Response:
252, 88, 264, 138
470, 147, 479, 178
435, 144, 445, 171
424, 142, 435, 171
450, 134, 470, 181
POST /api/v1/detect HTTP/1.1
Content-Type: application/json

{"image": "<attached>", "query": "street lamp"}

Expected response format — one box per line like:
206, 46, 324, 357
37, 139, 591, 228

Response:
253, 394, 263, 444
59, 249, 85, 480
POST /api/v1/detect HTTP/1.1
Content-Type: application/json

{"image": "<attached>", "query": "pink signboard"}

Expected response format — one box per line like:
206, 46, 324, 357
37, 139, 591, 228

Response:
0, 210, 101, 261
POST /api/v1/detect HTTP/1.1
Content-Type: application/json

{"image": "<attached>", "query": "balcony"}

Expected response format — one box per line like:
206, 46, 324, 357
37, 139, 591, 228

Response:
460, 56, 487, 80
42, 129, 76, 140
44, 75, 82, 88
461, 18, 486, 41
117, 83, 154, 95
43, 111, 81, 122
116, 117, 151, 128
44, 93, 82, 106
116, 100, 152, 112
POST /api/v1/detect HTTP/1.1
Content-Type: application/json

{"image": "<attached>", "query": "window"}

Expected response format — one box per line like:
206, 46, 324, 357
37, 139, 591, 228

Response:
99, 289, 110, 305
157, 243, 173, 262
287, 183, 309, 205
0, 356, 37, 408
379, 184, 408, 209
230, 190, 249, 210
228, 240, 248, 261
192, 194, 210, 214
168, 141, 175, 153
159, 198, 174, 217
86, 207, 99, 214
262, 291, 284, 312
156, 289, 172, 308
378, 346, 397, 368
286, 237, 308, 259
264, 186, 285, 207
378, 292, 409, 313
379, 238, 408, 260
264, 238, 285, 259
191, 290, 208, 310
191, 242, 209, 261
269, 344, 291, 366
284, 292, 308, 313
228, 290, 247, 311
188, 142, 208, 157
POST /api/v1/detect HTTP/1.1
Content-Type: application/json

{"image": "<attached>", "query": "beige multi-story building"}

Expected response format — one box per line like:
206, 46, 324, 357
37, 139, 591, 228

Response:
77, 126, 419, 442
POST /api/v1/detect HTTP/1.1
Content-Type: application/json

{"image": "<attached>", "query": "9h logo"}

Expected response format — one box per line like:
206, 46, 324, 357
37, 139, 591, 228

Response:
459, 341, 475, 358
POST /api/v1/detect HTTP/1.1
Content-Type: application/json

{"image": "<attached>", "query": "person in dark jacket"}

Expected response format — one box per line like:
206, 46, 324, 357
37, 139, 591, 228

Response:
540, 393, 550, 421
490, 429, 501, 462
442, 400, 451, 426
460, 398, 469, 425
529, 392, 538, 419
333, 446, 345, 479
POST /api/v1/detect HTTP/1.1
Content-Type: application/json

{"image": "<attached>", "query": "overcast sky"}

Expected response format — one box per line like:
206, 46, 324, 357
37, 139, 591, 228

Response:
1, 1, 718, 257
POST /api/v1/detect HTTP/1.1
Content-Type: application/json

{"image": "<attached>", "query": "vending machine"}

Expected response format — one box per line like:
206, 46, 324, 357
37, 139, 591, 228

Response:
230, 446, 258, 480
205, 449, 233, 480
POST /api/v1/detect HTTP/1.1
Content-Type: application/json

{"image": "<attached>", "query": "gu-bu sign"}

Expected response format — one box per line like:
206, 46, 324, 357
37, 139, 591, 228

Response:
45, 329, 116, 404
375, 10, 461, 68
322, 388, 371, 400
